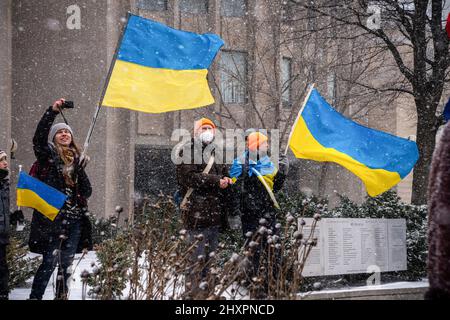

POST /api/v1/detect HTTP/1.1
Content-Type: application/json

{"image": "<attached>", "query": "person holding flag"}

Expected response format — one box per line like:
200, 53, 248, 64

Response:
229, 131, 289, 295
28, 99, 92, 300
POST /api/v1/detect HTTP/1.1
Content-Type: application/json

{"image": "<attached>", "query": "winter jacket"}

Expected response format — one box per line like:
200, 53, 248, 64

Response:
426, 122, 450, 299
0, 177, 10, 245
176, 139, 231, 230
230, 152, 288, 221
28, 106, 93, 254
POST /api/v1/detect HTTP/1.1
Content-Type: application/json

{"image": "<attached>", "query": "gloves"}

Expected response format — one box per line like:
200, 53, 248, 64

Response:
278, 153, 289, 175
10, 210, 25, 226
79, 154, 90, 169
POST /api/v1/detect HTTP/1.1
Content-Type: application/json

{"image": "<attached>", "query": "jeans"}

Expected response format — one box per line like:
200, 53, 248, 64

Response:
29, 218, 82, 300
0, 244, 8, 299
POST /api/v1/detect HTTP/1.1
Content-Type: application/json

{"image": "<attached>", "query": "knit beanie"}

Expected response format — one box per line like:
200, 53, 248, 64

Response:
48, 123, 74, 145
247, 132, 268, 152
194, 118, 216, 136
0, 150, 6, 161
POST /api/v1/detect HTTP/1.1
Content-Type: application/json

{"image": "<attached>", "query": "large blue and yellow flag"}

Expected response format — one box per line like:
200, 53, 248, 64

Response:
17, 172, 67, 221
103, 14, 224, 113
288, 88, 419, 197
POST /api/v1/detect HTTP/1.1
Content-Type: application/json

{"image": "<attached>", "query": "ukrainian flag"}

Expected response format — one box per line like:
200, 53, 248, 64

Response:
17, 172, 67, 221
230, 153, 281, 209
102, 14, 224, 113
288, 87, 419, 197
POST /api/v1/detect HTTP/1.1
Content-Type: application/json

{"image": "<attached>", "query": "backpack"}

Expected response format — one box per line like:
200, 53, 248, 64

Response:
29, 160, 50, 181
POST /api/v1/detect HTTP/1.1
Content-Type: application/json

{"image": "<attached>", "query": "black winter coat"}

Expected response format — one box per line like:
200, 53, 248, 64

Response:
28, 107, 93, 254
231, 153, 287, 221
176, 139, 231, 230
0, 178, 10, 245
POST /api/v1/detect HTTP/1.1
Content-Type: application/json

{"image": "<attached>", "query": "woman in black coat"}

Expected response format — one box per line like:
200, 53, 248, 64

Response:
28, 99, 92, 300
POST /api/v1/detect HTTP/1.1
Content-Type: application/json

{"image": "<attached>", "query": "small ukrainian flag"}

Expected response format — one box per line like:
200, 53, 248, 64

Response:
17, 172, 67, 221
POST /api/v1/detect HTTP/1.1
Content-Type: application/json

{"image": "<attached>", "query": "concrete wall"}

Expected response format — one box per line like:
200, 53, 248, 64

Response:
1, 0, 421, 221
0, 0, 12, 157
8, 0, 131, 219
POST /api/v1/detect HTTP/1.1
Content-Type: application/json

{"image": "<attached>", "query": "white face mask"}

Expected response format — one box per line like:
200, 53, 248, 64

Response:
199, 131, 214, 144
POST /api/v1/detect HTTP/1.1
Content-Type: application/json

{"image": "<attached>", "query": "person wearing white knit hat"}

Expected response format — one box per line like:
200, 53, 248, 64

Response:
28, 98, 92, 300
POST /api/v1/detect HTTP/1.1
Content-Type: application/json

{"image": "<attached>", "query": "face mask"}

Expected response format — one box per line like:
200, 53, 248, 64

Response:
199, 131, 214, 144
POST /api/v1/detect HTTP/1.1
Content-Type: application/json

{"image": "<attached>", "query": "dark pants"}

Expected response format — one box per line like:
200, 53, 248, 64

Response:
0, 244, 8, 299
30, 218, 82, 300
185, 226, 220, 296
241, 215, 280, 283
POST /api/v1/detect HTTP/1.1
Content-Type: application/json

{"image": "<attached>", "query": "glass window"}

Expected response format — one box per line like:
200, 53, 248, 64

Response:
327, 72, 336, 103
281, 57, 292, 106
134, 146, 177, 200
179, 0, 208, 14
219, 51, 248, 104
136, 0, 167, 11
306, 0, 316, 30
221, 0, 247, 17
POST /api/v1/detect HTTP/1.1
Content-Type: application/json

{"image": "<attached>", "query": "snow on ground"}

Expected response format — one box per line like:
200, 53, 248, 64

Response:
298, 280, 429, 299
10, 251, 97, 300
10, 251, 428, 300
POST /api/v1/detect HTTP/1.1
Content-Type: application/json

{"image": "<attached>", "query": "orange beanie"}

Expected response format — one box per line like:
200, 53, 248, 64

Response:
194, 118, 216, 135
247, 132, 268, 152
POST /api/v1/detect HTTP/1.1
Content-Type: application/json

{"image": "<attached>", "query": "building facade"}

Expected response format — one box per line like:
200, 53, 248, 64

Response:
0, 0, 418, 222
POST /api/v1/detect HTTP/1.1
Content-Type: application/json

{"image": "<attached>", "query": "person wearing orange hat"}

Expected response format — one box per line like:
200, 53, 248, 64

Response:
176, 117, 233, 298
229, 131, 289, 297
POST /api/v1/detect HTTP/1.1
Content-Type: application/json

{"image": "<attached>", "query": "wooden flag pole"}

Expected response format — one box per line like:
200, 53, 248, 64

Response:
81, 12, 132, 158
283, 83, 315, 156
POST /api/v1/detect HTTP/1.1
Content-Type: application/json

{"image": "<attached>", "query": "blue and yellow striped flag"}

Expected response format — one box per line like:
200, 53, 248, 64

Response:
17, 172, 67, 221
103, 14, 224, 113
288, 87, 419, 197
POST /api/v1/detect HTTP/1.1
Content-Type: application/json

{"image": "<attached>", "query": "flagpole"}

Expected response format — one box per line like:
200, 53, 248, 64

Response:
283, 83, 315, 155
81, 12, 132, 158
16, 165, 24, 231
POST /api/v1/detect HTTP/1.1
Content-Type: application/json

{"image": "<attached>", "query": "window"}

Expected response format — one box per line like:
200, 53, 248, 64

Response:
134, 146, 177, 200
306, 0, 316, 30
180, 0, 208, 14
327, 73, 336, 103
221, 0, 247, 17
281, 1, 294, 23
219, 51, 248, 104
281, 57, 292, 106
136, 0, 167, 11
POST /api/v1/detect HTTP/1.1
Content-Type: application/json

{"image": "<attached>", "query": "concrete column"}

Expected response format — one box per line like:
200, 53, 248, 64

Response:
0, 0, 12, 158
11, 0, 109, 218
104, 0, 133, 223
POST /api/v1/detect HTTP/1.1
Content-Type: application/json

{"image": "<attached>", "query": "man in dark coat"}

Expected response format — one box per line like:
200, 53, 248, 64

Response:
426, 121, 450, 300
176, 118, 233, 297
28, 99, 92, 300
0, 150, 24, 300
